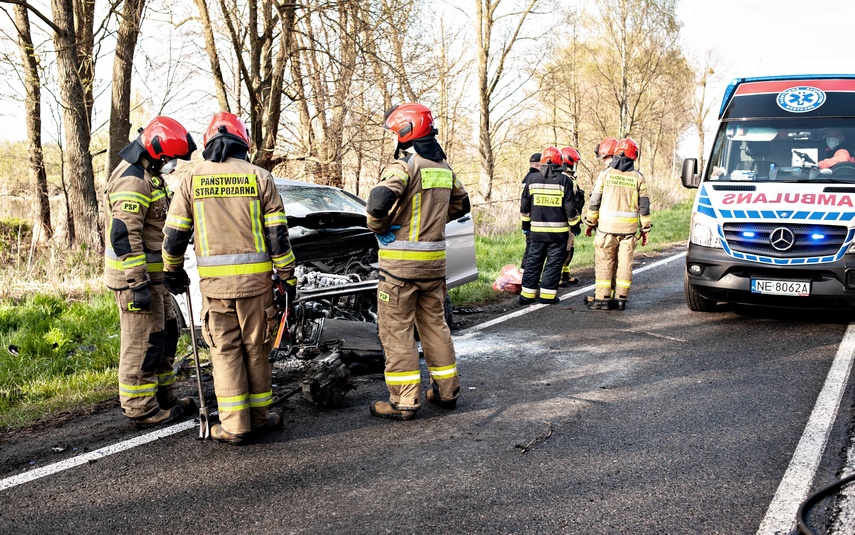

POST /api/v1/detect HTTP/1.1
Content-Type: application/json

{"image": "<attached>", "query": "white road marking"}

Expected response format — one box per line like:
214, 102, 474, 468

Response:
757, 322, 855, 534
454, 250, 687, 339
0, 420, 197, 491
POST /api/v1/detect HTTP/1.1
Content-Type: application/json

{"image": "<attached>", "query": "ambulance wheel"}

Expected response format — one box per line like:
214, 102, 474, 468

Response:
684, 272, 716, 312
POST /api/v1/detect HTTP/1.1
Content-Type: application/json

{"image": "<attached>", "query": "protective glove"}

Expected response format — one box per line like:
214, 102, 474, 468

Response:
376, 225, 402, 246
163, 269, 190, 295
570, 224, 581, 236
522, 229, 530, 235
285, 276, 297, 305
128, 284, 151, 312
585, 225, 595, 237
640, 232, 649, 246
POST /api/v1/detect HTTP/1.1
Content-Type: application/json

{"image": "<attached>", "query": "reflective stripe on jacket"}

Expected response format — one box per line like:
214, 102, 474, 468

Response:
162, 157, 295, 299
366, 152, 469, 281
586, 167, 651, 235
104, 159, 170, 290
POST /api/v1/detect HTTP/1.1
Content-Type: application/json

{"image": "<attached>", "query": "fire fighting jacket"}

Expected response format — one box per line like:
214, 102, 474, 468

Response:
585, 163, 651, 235
520, 165, 581, 243
104, 159, 169, 291
520, 166, 542, 232
162, 157, 295, 299
366, 152, 469, 282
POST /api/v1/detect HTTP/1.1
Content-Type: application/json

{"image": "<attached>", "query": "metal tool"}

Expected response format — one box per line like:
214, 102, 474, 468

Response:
184, 291, 210, 439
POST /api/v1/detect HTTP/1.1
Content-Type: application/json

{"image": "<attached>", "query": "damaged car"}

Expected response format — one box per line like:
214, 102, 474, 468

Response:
171, 177, 477, 407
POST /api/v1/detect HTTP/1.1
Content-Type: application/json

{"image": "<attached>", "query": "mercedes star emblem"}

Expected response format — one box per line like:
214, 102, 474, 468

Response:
770, 227, 795, 251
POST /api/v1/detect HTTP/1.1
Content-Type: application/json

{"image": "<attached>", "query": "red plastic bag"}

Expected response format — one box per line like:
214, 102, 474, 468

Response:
492, 264, 523, 294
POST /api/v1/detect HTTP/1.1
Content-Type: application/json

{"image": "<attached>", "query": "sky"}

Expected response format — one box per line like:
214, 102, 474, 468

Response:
3, 0, 855, 145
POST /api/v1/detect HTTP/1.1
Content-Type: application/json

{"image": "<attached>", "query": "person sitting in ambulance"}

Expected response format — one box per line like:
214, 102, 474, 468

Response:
817, 128, 854, 170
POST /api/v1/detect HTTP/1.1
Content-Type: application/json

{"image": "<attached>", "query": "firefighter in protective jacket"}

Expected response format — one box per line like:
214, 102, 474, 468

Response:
366, 103, 470, 420
584, 137, 651, 310
520, 152, 541, 272
104, 116, 197, 427
519, 146, 582, 305
162, 112, 296, 443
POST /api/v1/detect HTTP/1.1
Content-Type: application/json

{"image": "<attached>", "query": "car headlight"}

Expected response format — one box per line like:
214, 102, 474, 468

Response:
689, 212, 722, 249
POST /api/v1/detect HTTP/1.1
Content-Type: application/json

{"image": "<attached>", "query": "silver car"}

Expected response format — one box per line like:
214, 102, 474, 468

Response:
173, 177, 477, 330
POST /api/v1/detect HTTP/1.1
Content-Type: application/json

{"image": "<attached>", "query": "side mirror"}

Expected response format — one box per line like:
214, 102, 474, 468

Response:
681, 158, 700, 189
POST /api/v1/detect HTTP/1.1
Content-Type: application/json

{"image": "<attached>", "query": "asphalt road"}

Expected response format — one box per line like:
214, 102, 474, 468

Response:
2, 247, 855, 534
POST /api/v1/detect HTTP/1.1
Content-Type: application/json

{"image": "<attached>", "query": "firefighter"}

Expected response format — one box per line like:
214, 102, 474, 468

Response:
520, 152, 542, 273
558, 146, 584, 287
104, 116, 197, 427
162, 112, 296, 444
366, 102, 470, 420
583, 137, 651, 310
519, 146, 581, 305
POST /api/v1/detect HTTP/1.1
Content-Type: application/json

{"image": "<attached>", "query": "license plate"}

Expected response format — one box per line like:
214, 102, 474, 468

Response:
750, 279, 811, 296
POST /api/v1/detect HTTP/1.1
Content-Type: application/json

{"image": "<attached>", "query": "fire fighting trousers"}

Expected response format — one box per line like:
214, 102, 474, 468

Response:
377, 277, 459, 410
562, 234, 575, 274
521, 239, 567, 302
115, 284, 179, 419
594, 232, 637, 300
202, 292, 274, 435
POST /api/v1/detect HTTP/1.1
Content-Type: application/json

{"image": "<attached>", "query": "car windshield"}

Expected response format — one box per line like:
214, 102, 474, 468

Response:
705, 119, 855, 183
277, 184, 365, 217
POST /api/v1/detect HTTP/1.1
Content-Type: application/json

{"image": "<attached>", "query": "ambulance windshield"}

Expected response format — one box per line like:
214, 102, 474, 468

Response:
705, 119, 855, 183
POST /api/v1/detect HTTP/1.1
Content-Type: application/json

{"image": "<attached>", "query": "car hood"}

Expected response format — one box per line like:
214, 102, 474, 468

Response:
287, 210, 376, 263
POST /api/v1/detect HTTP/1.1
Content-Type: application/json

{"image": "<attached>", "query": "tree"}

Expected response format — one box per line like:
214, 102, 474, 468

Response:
104, 0, 146, 179
11, 3, 52, 239
690, 50, 722, 171
474, 0, 540, 203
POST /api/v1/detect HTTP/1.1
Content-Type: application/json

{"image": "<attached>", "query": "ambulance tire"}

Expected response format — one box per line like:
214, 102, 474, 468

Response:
684, 272, 716, 312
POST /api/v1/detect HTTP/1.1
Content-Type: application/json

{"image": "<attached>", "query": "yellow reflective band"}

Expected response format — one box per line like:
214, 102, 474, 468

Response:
530, 226, 569, 233
383, 168, 409, 185
105, 257, 123, 271
264, 212, 288, 226
250, 200, 266, 253
217, 393, 250, 412
195, 202, 210, 256
197, 261, 273, 277
521, 288, 537, 298
409, 192, 421, 242
166, 214, 192, 231
428, 364, 458, 378
562, 266, 570, 273
272, 250, 295, 268
521, 215, 531, 222
539, 293, 557, 300
595, 280, 613, 287
110, 191, 152, 207
151, 190, 167, 202
119, 382, 157, 398
157, 372, 176, 386
193, 173, 258, 198
163, 252, 184, 266
616, 279, 632, 288
249, 391, 273, 408
602, 216, 639, 224
540, 288, 557, 296
146, 262, 164, 273
384, 370, 421, 385
420, 168, 453, 189
378, 249, 446, 261
122, 254, 146, 269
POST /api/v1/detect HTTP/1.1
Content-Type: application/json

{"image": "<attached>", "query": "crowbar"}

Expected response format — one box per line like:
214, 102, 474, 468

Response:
184, 291, 210, 439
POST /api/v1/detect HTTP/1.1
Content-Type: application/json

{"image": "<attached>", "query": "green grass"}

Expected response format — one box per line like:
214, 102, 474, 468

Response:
449, 200, 691, 305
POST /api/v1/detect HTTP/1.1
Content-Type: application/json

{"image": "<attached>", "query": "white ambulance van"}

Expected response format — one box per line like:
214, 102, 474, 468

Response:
681, 75, 855, 311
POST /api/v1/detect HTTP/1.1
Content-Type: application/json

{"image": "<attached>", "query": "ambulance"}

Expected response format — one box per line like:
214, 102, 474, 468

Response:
681, 75, 855, 311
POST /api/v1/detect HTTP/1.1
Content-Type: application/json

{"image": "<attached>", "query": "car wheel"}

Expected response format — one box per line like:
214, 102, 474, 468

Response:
684, 271, 716, 312
171, 295, 187, 331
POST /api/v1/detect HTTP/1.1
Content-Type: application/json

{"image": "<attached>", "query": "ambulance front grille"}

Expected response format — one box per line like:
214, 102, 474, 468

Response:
722, 223, 848, 257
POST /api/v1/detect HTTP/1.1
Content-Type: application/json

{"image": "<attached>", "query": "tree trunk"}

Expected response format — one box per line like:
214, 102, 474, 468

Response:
13, 4, 53, 240
73, 0, 95, 129
194, 0, 230, 112
475, 0, 494, 204
52, 0, 101, 252
105, 0, 146, 179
